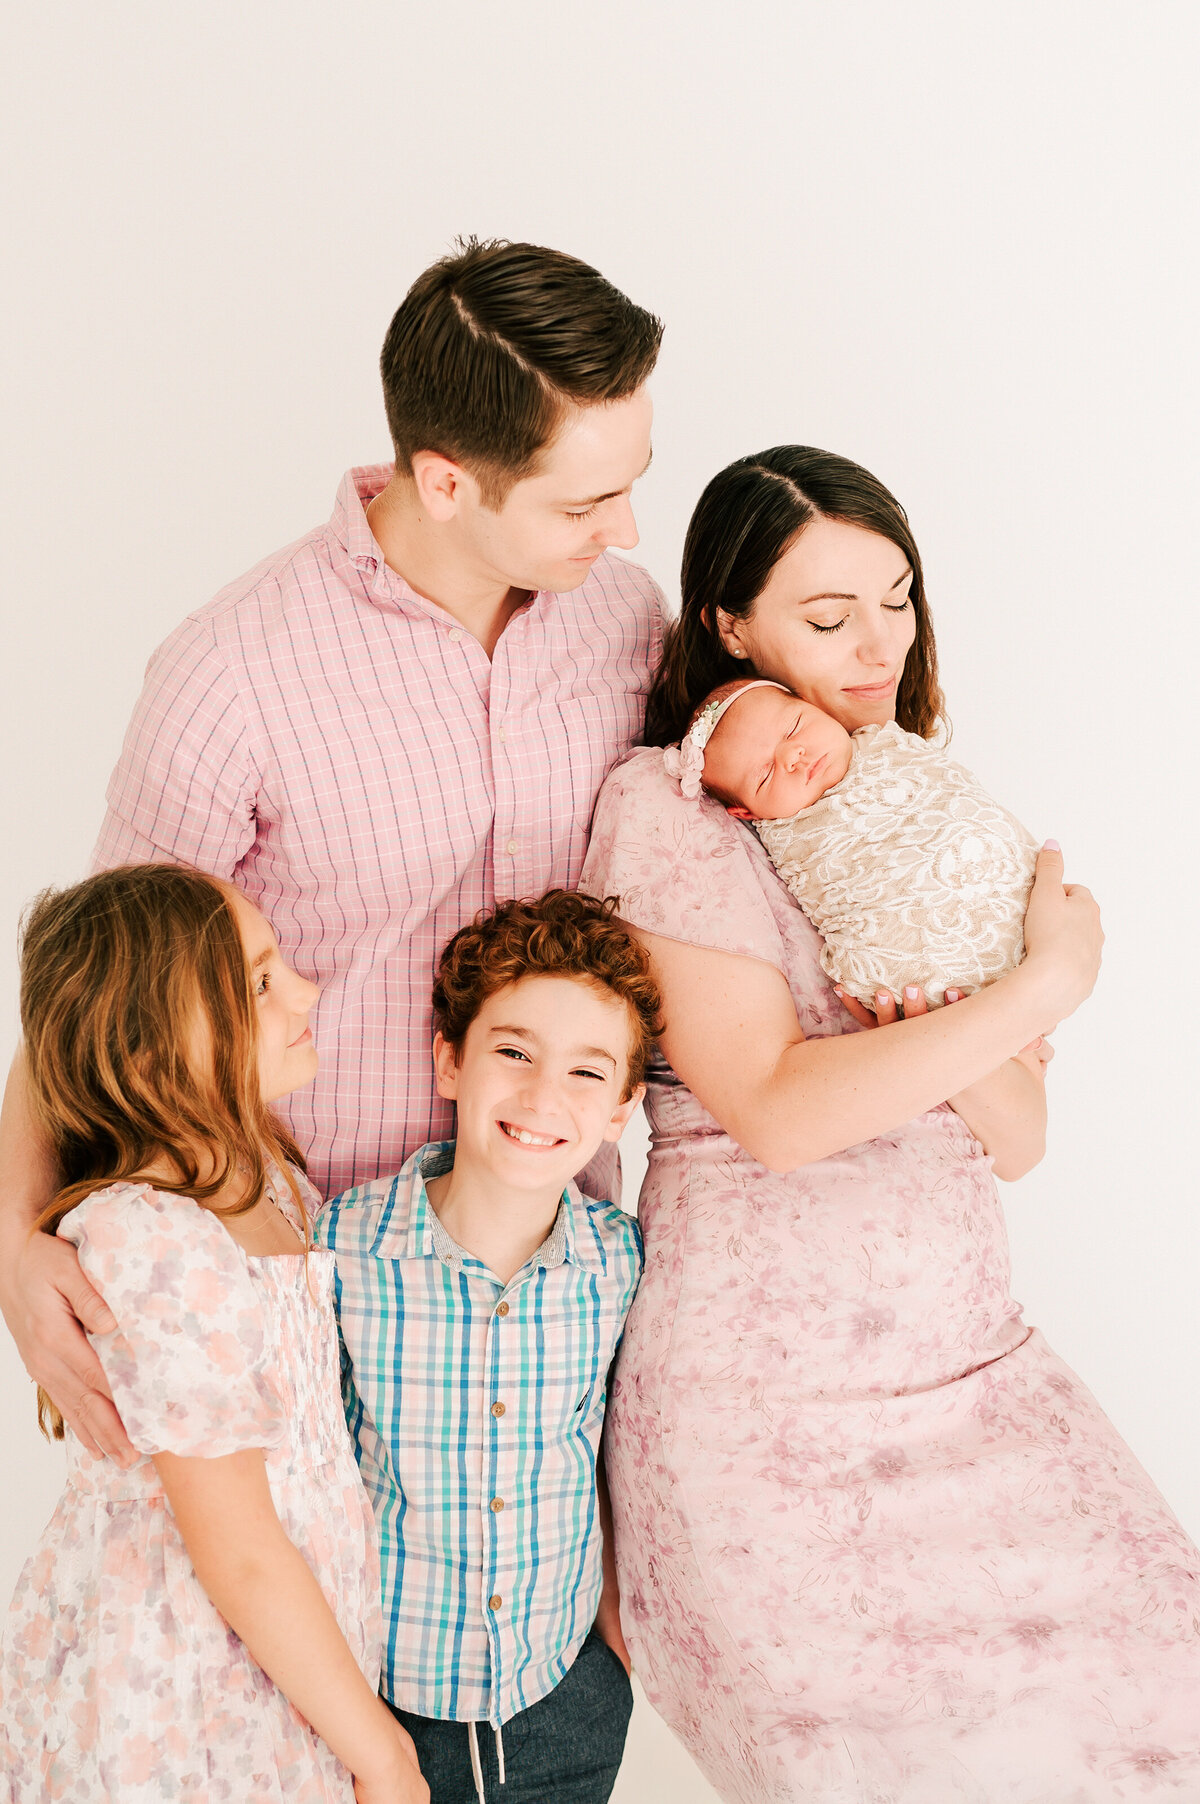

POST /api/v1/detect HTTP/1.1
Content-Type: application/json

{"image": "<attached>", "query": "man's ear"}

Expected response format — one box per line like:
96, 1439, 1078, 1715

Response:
601, 1083, 646, 1143
726, 804, 755, 821
411, 451, 477, 523
432, 1030, 460, 1102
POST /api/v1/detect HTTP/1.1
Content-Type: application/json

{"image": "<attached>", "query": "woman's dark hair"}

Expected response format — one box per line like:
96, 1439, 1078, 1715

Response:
644, 446, 944, 746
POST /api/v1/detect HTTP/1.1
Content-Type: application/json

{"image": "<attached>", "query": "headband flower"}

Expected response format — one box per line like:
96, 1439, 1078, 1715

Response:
663, 680, 790, 800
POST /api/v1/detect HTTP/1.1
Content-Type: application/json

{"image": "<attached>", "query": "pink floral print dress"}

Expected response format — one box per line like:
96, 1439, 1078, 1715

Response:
581, 749, 1200, 1803
0, 1178, 381, 1802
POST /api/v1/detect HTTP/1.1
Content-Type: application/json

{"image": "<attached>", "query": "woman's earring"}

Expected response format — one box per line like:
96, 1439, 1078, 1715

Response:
733, 648, 747, 658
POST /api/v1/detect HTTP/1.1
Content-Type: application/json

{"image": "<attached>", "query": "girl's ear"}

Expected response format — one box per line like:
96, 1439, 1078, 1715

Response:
432, 1030, 460, 1102
726, 804, 755, 821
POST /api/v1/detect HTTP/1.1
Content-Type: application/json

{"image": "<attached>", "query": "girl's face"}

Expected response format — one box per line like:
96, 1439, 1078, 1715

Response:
226, 889, 320, 1104
716, 518, 918, 734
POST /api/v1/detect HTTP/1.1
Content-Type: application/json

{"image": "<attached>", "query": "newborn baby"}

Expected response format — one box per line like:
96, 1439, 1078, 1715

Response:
667, 678, 1037, 1008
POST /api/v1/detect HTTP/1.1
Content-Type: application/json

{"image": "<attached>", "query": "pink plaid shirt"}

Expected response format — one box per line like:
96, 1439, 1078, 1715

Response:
94, 466, 667, 1198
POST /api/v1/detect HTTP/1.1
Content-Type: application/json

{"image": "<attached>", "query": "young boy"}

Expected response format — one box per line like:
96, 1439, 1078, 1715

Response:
316, 890, 663, 1804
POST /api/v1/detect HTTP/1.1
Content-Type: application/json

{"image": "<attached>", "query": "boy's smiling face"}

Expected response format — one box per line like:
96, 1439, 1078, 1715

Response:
433, 974, 645, 1197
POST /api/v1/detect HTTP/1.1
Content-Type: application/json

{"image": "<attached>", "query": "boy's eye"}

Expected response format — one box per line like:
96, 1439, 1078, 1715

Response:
497, 1046, 530, 1062
571, 1068, 606, 1082
566, 505, 598, 521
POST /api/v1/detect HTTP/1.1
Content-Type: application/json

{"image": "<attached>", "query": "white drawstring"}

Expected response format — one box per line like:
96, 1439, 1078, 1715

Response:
468, 1721, 486, 1803
465, 1719, 507, 1801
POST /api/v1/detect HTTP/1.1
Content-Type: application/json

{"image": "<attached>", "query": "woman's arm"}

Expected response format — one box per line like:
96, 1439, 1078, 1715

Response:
639, 846, 1099, 1174
155, 1447, 427, 1804
851, 989, 1051, 1181
0, 1052, 137, 1462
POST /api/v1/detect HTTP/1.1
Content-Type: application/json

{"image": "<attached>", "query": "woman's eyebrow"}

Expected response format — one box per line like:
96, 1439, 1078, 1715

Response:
797, 567, 912, 606
250, 948, 272, 970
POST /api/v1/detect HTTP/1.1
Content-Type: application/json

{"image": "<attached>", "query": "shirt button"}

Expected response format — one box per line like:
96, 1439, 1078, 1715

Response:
491, 1401, 506, 1418
505, 839, 519, 855
488, 1594, 503, 1611
448, 628, 463, 643
497, 727, 507, 743
490, 1497, 505, 1513
496, 1301, 509, 1317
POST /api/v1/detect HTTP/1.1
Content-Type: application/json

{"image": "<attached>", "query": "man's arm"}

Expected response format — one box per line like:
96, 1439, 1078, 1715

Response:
1, 613, 259, 1459
0, 1051, 134, 1460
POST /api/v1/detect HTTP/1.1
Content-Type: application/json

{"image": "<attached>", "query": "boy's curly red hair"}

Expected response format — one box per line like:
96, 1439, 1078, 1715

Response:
432, 890, 664, 1098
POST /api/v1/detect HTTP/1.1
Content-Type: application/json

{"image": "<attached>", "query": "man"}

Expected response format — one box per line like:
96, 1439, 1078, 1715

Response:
0, 239, 665, 1465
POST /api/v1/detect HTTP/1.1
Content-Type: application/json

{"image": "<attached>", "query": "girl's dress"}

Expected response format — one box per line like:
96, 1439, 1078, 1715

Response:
581, 748, 1200, 1804
0, 1177, 381, 1803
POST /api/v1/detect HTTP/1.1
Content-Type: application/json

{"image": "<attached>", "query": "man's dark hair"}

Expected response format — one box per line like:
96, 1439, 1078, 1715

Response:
380, 238, 662, 506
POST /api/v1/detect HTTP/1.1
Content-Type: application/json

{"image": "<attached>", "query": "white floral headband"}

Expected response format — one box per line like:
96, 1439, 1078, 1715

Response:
663, 680, 790, 799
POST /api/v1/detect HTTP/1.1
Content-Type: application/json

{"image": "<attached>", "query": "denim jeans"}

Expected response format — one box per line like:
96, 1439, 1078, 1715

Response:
386, 1630, 634, 1803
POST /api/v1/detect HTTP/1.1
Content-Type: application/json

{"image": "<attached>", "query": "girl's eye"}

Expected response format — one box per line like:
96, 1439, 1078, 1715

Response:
255, 972, 270, 995
884, 598, 912, 614
809, 617, 847, 635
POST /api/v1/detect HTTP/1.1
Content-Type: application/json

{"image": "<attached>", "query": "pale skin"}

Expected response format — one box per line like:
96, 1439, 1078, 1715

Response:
0, 386, 657, 1461
638, 516, 1103, 1179
428, 972, 646, 1673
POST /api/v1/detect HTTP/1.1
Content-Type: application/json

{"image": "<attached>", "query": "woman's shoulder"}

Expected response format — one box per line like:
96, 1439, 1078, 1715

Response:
583, 748, 788, 967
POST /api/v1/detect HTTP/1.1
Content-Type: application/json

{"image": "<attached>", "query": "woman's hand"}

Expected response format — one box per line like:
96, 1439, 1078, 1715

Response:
353, 1718, 429, 1804
1019, 842, 1103, 1024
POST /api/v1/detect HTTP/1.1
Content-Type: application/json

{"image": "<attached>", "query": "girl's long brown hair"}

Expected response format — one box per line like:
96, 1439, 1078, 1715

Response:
20, 864, 307, 1439
645, 445, 945, 747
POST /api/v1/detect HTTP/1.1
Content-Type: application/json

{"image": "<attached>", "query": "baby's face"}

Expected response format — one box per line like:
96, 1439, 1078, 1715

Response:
703, 686, 854, 820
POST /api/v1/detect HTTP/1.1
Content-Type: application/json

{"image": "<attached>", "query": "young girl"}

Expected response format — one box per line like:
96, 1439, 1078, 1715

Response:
0, 865, 427, 1804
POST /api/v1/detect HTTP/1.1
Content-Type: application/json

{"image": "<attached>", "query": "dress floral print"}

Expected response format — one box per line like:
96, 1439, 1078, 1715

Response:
0, 1179, 381, 1802
581, 749, 1200, 1803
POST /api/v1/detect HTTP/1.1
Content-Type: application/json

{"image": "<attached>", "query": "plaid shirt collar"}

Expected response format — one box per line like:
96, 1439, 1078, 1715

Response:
370, 1140, 598, 1276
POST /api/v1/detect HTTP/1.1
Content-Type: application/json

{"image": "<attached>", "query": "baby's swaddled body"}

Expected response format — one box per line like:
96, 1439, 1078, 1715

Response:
755, 721, 1038, 1007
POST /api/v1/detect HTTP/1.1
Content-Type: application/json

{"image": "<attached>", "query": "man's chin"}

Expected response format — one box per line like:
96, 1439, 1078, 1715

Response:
534, 557, 602, 595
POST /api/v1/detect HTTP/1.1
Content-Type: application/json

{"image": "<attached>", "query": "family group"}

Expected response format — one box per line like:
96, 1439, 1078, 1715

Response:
1, 239, 1198, 1804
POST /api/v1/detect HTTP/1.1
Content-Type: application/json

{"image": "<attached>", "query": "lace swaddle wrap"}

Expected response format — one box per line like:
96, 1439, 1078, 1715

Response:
755, 722, 1038, 1007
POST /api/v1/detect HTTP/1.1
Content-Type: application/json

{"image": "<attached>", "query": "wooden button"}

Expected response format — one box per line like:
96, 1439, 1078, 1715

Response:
496, 1302, 509, 1317
488, 1594, 503, 1610
491, 1402, 506, 1418
490, 1497, 505, 1512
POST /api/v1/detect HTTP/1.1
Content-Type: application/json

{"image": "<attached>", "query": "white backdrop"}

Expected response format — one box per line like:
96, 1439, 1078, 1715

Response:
2, 7, 1197, 1799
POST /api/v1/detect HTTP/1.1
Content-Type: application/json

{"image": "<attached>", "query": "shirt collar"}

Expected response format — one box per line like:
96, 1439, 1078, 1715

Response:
388, 1141, 600, 1275
326, 464, 560, 628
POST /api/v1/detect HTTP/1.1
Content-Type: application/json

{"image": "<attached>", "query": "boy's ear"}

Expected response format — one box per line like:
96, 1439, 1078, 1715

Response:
432, 1030, 460, 1102
726, 804, 754, 821
601, 1083, 646, 1143
410, 451, 476, 524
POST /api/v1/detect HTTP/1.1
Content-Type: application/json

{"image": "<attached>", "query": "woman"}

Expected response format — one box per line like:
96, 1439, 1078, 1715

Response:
581, 448, 1200, 1800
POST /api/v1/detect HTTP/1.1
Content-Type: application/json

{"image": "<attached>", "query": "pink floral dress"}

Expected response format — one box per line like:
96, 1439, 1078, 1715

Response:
0, 1179, 381, 1802
581, 749, 1200, 1803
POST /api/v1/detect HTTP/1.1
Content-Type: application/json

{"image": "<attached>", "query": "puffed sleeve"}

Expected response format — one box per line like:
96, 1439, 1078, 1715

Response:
581, 747, 787, 972
59, 1184, 286, 1458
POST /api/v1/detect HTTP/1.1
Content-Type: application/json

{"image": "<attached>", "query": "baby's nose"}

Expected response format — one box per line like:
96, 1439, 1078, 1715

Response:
784, 740, 806, 771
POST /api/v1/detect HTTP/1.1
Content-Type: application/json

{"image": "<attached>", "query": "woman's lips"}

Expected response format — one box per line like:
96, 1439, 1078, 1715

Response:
842, 677, 897, 699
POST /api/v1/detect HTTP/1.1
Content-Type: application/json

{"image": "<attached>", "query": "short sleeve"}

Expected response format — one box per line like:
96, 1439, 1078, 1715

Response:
59, 1185, 285, 1458
580, 747, 787, 972
92, 614, 259, 879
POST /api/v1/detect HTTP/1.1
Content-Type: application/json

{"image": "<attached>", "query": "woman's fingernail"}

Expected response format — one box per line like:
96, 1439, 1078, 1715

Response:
945, 989, 960, 1002
904, 986, 919, 1001
1042, 838, 1061, 852
876, 991, 889, 1006
833, 985, 844, 996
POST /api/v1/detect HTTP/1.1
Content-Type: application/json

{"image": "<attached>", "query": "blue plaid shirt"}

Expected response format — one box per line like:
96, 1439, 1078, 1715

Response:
316, 1141, 643, 1727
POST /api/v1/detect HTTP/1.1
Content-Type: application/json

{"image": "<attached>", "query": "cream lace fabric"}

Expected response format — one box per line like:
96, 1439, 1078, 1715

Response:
755, 721, 1037, 1007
